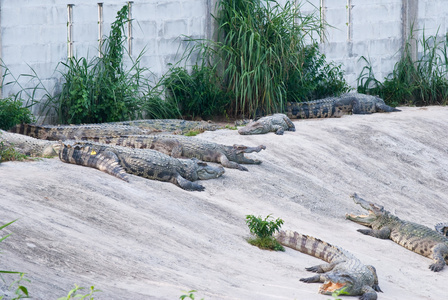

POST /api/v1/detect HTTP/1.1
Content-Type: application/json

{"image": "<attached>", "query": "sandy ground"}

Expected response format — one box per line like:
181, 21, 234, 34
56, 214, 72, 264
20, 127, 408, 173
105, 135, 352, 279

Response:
1, 106, 448, 300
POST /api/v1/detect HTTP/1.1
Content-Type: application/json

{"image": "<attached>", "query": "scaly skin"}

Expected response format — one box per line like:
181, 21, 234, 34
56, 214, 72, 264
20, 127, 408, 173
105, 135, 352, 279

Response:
79, 134, 266, 171
8, 119, 225, 140
0, 130, 59, 157
238, 114, 295, 135
287, 93, 400, 119
59, 141, 225, 191
274, 230, 381, 300
9, 123, 150, 140
108, 119, 225, 134
346, 193, 448, 272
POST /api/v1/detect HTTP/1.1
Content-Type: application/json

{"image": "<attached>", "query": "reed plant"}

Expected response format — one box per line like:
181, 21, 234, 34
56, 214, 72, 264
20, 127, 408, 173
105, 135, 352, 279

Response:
358, 28, 448, 106
40, 5, 178, 124
212, 0, 348, 117
163, 64, 232, 119
174, 0, 348, 118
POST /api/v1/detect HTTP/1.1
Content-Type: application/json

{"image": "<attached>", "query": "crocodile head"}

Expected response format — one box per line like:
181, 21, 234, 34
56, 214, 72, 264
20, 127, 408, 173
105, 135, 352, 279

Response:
319, 267, 379, 297
319, 273, 358, 295
237, 121, 266, 135
225, 144, 266, 164
345, 193, 385, 226
180, 158, 225, 181
195, 160, 225, 180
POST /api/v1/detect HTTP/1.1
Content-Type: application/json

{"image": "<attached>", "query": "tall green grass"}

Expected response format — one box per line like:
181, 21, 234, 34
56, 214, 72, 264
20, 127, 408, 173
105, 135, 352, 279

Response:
175, 0, 348, 118
163, 64, 232, 119
358, 27, 448, 107
40, 5, 179, 124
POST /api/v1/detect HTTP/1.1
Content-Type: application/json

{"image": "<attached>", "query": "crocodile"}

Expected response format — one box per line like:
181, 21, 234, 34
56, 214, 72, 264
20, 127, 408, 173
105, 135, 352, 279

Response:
287, 92, 401, 119
59, 141, 225, 191
9, 123, 151, 141
238, 114, 295, 135
275, 230, 381, 299
0, 130, 59, 157
346, 193, 448, 272
109, 119, 225, 134
78, 134, 266, 171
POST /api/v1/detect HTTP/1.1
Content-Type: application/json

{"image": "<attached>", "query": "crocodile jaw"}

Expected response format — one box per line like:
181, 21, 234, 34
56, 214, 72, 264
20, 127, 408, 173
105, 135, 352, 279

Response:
319, 281, 347, 295
237, 123, 265, 135
345, 212, 377, 226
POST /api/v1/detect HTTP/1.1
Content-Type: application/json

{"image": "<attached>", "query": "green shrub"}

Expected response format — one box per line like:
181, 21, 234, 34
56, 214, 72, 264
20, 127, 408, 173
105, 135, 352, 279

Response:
40, 5, 177, 124
48, 6, 141, 124
211, 0, 348, 117
0, 97, 34, 130
286, 43, 350, 101
164, 64, 232, 119
357, 27, 448, 107
246, 214, 285, 251
0, 140, 28, 163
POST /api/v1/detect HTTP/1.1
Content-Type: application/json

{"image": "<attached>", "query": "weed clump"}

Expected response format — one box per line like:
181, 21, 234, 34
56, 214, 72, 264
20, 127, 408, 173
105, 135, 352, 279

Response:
168, 0, 349, 119
42, 5, 179, 124
0, 97, 34, 131
246, 214, 285, 251
358, 28, 448, 107
0, 140, 28, 163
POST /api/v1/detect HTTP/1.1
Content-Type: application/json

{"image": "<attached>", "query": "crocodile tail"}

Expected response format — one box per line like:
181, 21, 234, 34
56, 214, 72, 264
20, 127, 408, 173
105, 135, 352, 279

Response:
275, 230, 344, 263
8, 123, 45, 139
59, 142, 129, 182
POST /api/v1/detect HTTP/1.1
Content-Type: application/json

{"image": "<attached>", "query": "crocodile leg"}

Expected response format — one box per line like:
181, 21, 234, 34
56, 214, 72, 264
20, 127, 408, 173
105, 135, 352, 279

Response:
366, 265, 382, 292
173, 174, 205, 191
282, 115, 296, 131
429, 243, 448, 272
299, 274, 324, 283
360, 286, 378, 300
357, 227, 391, 239
375, 102, 401, 112
218, 155, 248, 171
305, 262, 340, 273
272, 125, 285, 135
434, 223, 448, 237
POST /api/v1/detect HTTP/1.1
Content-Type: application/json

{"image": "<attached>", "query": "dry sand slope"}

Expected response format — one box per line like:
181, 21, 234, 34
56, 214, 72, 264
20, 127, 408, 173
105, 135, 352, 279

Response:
0, 106, 447, 300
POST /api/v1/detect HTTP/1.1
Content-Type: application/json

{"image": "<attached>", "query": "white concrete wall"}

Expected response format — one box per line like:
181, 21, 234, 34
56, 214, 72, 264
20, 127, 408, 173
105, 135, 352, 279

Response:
0, 0, 213, 120
0, 0, 446, 121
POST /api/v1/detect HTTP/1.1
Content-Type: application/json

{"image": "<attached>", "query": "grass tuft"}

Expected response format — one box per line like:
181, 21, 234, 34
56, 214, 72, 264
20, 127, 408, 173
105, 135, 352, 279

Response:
358, 26, 448, 107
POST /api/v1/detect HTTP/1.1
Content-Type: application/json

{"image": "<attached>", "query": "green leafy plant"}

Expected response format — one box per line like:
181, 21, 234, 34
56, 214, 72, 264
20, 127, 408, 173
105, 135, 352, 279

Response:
0, 219, 30, 300
286, 43, 350, 102
170, 0, 348, 119
57, 284, 101, 300
0, 140, 28, 163
164, 64, 231, 119
245, 214, 285, 251
212, 0, 348, 117
179, 290, 204, 300
0, 96, 34, 130
39, 5, 178, 124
